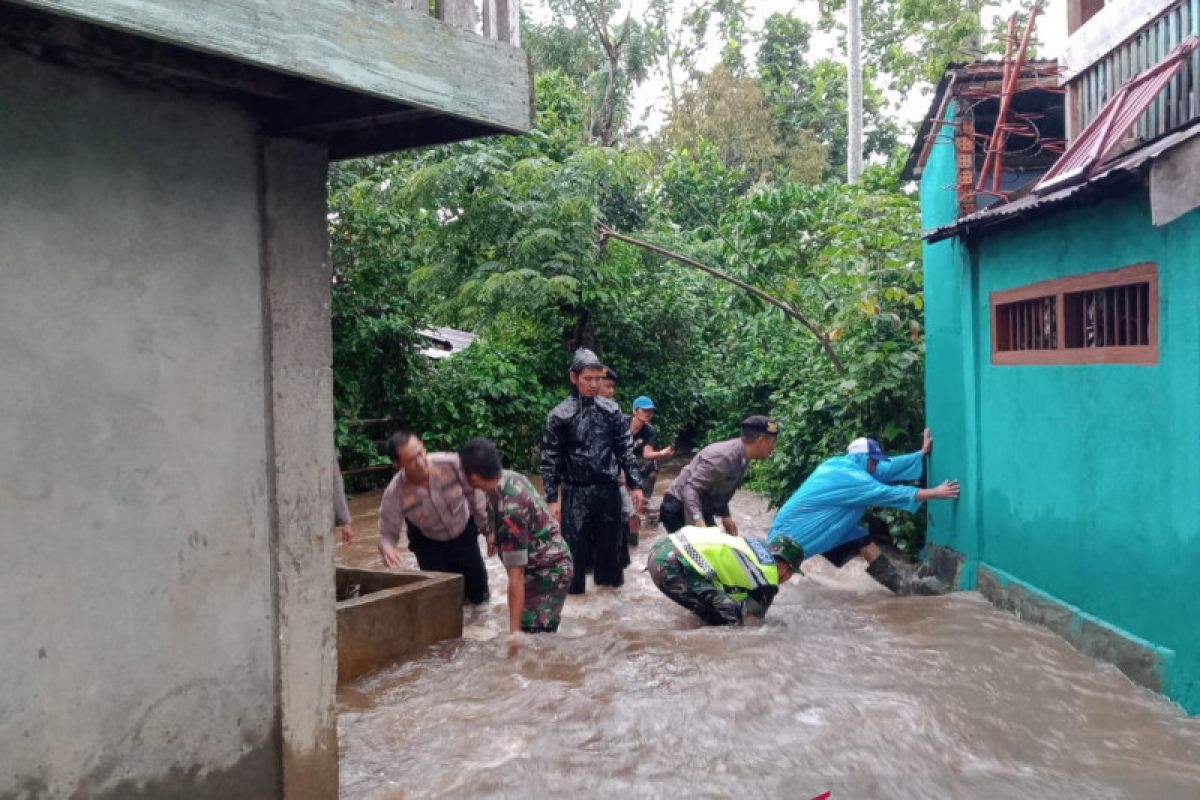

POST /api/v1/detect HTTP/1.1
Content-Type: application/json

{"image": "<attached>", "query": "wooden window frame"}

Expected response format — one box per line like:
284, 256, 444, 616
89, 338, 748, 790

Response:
990, 262, 1159, 366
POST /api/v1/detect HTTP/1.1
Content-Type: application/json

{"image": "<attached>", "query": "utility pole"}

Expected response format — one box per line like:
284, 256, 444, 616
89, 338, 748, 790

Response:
847, 0, 863, 183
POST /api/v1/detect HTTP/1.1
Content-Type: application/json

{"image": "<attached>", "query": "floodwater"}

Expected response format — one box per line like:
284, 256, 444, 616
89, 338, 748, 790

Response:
335, 474, 1200, 799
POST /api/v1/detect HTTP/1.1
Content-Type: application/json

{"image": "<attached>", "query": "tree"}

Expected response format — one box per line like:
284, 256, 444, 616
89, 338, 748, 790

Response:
818, 0, 987, 92
327, 157, 431, 464
758, 13, 900, 180
661, 64, 828, 183
524, 0, 662, 145
681, 0, 754, 76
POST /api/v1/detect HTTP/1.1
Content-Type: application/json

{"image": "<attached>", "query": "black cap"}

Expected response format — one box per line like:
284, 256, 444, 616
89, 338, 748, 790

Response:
570, 348, 604, 373
741, 415, 780, 436
602, 366, 618, 382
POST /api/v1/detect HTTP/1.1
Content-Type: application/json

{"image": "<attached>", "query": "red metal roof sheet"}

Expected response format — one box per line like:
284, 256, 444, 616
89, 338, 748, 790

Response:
1035, 35, 1199, 195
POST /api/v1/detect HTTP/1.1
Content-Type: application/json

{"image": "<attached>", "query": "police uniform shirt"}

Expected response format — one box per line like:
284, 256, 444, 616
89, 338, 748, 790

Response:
667, 437, 748, 523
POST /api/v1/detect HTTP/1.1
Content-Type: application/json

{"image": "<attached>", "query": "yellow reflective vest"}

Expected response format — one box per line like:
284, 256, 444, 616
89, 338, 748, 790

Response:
668, 526, 780, 601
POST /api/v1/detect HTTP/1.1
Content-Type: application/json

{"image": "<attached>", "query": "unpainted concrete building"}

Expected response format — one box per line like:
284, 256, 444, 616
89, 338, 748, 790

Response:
0, 1, 532, 796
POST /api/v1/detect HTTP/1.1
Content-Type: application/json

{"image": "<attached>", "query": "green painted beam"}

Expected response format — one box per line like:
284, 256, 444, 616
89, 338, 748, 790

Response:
8, 0, 534, 134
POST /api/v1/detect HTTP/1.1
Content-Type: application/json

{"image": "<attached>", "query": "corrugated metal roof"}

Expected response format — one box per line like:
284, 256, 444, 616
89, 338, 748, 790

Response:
417, 327, 476, 360
1035, 35, 1199, 195
923, 116, 1200, 243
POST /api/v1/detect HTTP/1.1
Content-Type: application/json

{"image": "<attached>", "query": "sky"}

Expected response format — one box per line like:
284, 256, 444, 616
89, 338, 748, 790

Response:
527, 0, 1068, 140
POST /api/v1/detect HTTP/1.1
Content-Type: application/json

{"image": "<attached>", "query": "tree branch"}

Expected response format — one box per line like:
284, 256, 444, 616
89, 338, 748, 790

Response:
596, 223, 846, 373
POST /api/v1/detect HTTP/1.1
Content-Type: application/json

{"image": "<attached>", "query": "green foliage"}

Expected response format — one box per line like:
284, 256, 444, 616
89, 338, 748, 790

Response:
682, 165, 928, 550
409, 321, 562, 471
329, 157, 430, 468
816, 0, 1042, 93
657, 141, 749, 234
330, 11, 933, 550
758, 13, 900, 180
660, 64, 828, 183
524, 0, 665, 144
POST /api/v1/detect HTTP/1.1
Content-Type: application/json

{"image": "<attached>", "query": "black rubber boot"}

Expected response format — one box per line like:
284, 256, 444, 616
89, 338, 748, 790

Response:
866, 555, 947, 597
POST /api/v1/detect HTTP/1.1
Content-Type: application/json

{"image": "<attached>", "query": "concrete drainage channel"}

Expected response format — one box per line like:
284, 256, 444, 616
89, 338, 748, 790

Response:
335, 567, 464, 683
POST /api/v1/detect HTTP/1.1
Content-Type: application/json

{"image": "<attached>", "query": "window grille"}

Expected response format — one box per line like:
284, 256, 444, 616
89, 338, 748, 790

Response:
995, 296, 1058, 351
990, 263, 1158, 365
1063, 283, 1151, 348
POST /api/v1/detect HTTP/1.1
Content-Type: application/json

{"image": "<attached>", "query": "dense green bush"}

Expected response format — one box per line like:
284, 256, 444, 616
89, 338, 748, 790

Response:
328, 74, 929, 551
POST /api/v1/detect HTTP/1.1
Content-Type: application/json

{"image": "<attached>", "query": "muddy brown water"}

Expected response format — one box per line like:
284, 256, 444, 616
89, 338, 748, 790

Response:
336, 470, 1200, 799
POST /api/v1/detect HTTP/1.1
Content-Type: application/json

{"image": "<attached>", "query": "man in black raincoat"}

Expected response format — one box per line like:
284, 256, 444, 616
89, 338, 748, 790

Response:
541, 348, 643, 594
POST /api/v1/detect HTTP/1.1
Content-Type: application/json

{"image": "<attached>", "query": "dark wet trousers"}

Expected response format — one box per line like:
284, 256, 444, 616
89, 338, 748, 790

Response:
406, 517, 489, 604
658, 494, 717, 534
562, 482, 624, 594
822, 533, 872, 567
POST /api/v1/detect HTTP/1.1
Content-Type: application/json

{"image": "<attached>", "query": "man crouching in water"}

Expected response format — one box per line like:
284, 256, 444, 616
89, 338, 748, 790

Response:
767, 429, 960, 596
648, 526, 805, 625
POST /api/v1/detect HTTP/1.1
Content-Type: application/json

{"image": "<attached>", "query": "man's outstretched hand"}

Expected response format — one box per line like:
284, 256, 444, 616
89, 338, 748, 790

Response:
922, 427, 933, 455
931, 479, 960, 499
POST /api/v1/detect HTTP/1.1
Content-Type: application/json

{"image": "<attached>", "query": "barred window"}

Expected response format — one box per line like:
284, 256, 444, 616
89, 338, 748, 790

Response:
990, 263, 1157, 365
1063, 283, 1151, 349
995, 295, 1057, 352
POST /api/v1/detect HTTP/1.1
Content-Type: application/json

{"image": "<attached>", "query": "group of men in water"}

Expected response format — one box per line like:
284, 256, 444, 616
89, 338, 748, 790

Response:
365, 347, 961, 636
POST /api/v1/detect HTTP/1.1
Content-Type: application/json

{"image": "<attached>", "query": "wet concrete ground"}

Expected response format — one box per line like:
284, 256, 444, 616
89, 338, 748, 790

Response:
335, 479, 1200, 799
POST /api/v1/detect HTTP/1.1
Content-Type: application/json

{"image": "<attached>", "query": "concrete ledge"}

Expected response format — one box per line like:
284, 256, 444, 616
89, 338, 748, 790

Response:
336, 568, 463, 684
977, 564, 1173, 694
10, 0, 534, 135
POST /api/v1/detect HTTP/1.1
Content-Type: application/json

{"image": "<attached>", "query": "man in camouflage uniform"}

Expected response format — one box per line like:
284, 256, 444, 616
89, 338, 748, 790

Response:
460, 437, 574, 634
647, 526, 804, 626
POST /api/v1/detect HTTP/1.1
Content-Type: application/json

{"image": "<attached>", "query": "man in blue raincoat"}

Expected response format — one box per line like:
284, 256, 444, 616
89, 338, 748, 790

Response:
767, 429, 960, 596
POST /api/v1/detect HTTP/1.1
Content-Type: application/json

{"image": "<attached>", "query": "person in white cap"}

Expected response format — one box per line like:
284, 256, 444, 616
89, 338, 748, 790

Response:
766, 428, 960, 596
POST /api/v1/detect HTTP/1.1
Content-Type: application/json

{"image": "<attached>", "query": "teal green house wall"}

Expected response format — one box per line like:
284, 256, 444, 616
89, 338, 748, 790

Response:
920, 100, 1200, 714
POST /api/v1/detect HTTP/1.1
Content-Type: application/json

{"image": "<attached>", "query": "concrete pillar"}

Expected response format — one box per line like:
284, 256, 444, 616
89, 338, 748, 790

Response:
260, 139, 339, 798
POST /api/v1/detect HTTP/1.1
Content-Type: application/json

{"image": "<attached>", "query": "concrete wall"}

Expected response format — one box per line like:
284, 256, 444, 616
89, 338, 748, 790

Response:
921, 113, 1200, 713
0, 45, 336, 797
921, 100, 984, 589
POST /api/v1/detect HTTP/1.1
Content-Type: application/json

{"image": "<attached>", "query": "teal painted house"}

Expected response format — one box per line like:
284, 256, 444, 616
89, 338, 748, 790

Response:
906, 0, 1200, 714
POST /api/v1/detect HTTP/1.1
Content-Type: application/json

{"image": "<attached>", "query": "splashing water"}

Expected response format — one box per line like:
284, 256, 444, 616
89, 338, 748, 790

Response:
336, 483, 1200, 799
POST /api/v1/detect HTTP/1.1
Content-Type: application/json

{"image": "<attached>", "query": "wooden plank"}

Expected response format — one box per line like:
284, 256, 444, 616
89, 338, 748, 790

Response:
481, 0, 519, 46
1055, 294, 1065, 349
1132, 285, 1140, 344
1062, 0, 1182, 82
1124, 284, 1133, 345
8, 0, 534, 134
436, 0, 478, 35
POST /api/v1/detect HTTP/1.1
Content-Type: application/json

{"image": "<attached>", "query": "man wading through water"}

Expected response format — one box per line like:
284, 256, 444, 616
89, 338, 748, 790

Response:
459, 437, 573, 636
596, 365, 635, 564
541, 349, 643, 594
767, 429, 960, 596
660, 416, 779, 535
377, 430, 494, 604
648, 526, 804, 626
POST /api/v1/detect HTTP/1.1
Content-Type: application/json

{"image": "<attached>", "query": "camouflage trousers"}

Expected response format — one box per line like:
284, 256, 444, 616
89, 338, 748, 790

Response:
521, 559, 574, 633
646, 538, 742, 626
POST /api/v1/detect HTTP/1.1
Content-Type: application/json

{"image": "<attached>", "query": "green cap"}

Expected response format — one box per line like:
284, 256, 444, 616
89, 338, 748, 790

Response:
768, 537, 805, 569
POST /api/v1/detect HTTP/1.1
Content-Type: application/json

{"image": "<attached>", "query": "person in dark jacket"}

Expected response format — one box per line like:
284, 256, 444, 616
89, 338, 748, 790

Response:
541, 348, 643, 594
